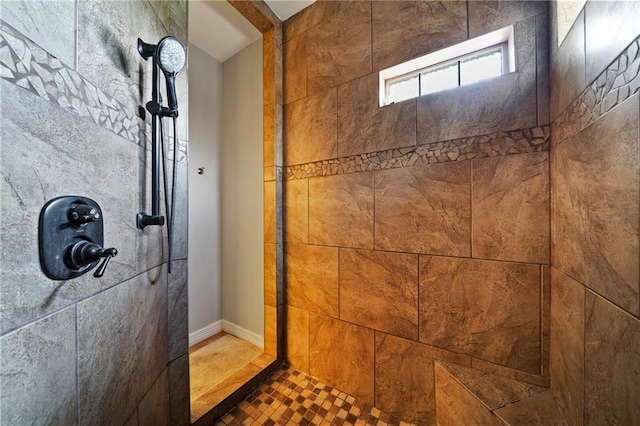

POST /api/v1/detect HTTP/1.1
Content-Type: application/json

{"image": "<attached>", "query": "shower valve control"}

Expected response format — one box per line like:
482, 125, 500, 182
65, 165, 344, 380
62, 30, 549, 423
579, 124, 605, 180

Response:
65, 241, 118, 278
39, 196, 118, 280
68, 204, 101, 224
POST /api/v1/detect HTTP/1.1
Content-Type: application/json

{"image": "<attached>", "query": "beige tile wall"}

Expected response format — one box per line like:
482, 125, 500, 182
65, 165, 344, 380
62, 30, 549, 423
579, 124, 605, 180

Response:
419, 256, 542, 374
283, 1, 551, 422
549, 2, 640, 425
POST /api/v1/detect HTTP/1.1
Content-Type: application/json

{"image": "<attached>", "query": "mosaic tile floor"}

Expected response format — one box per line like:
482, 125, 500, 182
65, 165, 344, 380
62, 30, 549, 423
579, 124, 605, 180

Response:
215, 366, 415, 426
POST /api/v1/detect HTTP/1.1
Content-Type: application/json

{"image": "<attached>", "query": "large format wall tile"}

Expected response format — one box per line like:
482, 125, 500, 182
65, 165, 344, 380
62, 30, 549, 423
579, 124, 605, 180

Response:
536, 12, 551, 126
1, 2, 188, 425
494, 391, 566, 425
554, 95, 639, 316
376, 334, 471, 425
0, 81, 137, 334
77, 0, 191, 140
170, 158, 189, 261
309, 172, 374, 249
285, 243, 338, 317
284, 178, 308, 243
285, 304, 309, 371
264, 305, 279, 357
77, 268, 168, 425
434, 363, 503, 426
584, 1, 640, 86
283, 34, 306, 104
542, 266, 551, 378
1, 0, 75, 67
417, 17, 537, 144
468, 1, 548, 37
337, 73, 416, 157
550, 268, 584, 426
137, 143, 170, 272
340, 249, 418, 340
552, 37, 640, 147
472, 151, 549, 264
265, 244, 277, 307
584, 291, 640, 424
437, 361, 547, 410
375, 162, 470, 257
417, 73, 529, 144
264, 181, 277, 244
138, 368, 170, 426
139, 139, 188, 267
309, 314, 375, 402
0, 22, 146, 144
0, 307, 76, 425
371, 0, 467, 72
550, 11, 585, 121
284, 89, 337, 165
148, 0, 188, 50
168, 355, 190, 426
283, 0, 328, 43
306, 1, 371, 95
420, 256, 541, 374
168, 259, 188, 362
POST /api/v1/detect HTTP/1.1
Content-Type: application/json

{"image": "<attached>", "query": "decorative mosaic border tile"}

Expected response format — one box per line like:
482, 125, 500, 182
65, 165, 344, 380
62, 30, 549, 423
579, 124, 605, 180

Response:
217, 366, 414, 426
0, 21, 187, 160
284, 126, 550, 181
552, 36, 640, 146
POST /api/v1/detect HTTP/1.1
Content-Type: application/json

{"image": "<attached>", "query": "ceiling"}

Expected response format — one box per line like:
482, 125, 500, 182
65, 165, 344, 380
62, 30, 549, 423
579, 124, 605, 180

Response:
188, 0, 315, 63
264, 0, 315, 21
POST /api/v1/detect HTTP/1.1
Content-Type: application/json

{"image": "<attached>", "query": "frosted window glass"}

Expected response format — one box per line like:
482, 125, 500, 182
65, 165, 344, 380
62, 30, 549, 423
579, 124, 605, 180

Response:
420, 63, 458, 95
460, 50, 503, 85
387, 75, 419, 104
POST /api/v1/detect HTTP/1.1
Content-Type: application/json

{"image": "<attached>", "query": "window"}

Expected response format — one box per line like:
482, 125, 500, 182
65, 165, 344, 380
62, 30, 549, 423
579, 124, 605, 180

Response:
379, 26, 515, 106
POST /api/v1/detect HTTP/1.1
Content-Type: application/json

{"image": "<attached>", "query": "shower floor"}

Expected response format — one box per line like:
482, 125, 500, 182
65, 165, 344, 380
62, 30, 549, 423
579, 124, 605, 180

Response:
215, 365, 415, 426
189, 332, 274, 422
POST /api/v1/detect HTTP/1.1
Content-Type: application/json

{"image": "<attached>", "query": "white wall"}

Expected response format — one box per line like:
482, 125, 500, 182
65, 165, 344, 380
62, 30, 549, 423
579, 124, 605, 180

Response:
187, 43, 223, 334
221, 39, 264, 338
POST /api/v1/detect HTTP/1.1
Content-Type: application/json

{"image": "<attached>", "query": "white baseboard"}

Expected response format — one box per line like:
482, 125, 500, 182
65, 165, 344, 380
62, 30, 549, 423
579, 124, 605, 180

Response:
188, 319, 264, 349
189, 320, 223, 347
222, 320, 264, 349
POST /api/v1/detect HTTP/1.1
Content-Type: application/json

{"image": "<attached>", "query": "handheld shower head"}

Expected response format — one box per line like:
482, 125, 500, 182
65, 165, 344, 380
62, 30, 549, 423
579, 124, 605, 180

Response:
157, 37, 186, 74
156, 36, 185, 112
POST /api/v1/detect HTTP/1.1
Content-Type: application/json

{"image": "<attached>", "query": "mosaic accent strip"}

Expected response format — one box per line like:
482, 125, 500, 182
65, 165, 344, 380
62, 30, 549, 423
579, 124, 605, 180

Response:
216, 366, 414, 426
0, 21, 187, 160
553, 36, 640, 146
284, 126, 550, 181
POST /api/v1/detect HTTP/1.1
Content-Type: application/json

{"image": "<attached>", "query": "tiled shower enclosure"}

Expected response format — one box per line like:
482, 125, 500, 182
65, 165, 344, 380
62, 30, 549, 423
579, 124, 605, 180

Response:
1, 1, 191, 424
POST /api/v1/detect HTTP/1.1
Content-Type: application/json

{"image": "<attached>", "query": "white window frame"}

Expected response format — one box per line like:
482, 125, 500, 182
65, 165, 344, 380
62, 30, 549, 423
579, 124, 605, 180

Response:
379, 25, 516, 107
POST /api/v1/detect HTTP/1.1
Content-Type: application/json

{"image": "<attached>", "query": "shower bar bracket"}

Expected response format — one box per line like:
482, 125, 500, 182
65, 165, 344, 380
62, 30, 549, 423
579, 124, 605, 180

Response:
137, 46, 165, 230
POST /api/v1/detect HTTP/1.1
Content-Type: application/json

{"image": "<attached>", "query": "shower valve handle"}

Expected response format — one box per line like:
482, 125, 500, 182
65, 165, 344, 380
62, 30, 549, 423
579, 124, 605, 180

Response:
65, 241, 118, 278
94, 247, 118, 278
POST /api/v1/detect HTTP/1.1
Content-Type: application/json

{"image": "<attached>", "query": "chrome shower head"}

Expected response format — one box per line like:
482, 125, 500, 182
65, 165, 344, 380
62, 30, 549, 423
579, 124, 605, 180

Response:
156, 36, 186, 75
